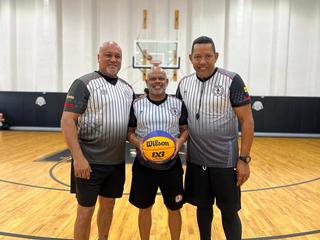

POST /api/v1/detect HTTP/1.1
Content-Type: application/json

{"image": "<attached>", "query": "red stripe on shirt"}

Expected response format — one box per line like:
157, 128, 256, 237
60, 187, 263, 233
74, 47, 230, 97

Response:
64, 103, 74, 108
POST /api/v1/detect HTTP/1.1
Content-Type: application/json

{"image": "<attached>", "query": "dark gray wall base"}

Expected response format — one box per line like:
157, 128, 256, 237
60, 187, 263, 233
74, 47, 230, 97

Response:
0, 91, 66, 128
251, 96, 320, 134
0, 92, 319, 134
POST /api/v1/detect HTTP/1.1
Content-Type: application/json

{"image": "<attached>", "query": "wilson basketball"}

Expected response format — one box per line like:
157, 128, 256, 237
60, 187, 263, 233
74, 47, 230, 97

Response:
142, 130, 176, 163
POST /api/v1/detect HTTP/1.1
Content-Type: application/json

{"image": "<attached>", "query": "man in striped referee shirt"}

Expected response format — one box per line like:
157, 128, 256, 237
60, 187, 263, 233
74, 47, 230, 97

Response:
61, 41, 134, 240
128, 66, 188, 240
176, 36, 254, 240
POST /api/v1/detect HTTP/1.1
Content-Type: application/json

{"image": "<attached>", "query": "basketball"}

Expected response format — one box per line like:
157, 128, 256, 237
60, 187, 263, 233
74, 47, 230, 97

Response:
141, 130, 176, 163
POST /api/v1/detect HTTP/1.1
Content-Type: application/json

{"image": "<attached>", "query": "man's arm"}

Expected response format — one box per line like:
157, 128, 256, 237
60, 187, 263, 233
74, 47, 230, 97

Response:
127, 127, 141, 148
127, 127, 145, 159
173, 124, 188, 157
61, 111, 91, 179
234, 104, 254, 186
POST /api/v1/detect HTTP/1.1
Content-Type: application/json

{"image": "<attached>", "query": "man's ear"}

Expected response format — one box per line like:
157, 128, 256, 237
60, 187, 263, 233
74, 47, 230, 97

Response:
215, 52, 219, 61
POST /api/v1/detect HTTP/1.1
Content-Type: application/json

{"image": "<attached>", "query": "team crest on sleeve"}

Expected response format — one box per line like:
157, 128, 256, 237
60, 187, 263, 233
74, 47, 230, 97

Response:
213, 86, 224, 96
64, 95, 75, 108
170, 107, 180, 116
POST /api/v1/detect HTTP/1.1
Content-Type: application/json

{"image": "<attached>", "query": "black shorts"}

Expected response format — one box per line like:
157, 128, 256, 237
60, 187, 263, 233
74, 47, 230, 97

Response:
185, 161, 241, 212
129, 159, 184, 210
71, 161, 125, 207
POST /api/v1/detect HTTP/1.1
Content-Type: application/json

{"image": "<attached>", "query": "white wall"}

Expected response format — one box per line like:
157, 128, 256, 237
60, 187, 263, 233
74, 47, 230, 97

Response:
0, 0, 319, 96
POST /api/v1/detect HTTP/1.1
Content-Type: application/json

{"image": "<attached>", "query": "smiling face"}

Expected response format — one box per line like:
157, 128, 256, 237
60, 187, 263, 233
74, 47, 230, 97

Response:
97, 41, 122, 78
189, 43, 219, 79
146, 67, 168, 100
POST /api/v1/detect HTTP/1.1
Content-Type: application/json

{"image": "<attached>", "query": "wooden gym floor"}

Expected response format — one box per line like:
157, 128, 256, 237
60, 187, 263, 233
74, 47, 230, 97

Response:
0, 131, 319, 240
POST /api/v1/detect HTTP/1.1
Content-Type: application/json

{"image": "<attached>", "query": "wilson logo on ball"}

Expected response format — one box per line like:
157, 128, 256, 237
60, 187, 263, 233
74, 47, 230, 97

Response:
142, 130, 176, 164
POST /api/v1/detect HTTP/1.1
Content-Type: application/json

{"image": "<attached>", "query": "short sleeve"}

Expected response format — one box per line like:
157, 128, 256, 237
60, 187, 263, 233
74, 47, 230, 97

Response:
230, 74, 251, 107
128, 103, 137, 128
63, 79, 90, 114
176, 84, 182, 100
179, 101, 188, 125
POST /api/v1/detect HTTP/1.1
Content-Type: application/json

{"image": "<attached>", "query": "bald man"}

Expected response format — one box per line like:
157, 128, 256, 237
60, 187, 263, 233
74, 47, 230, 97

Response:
61, 41, 134, 240
127, 67, 188, 240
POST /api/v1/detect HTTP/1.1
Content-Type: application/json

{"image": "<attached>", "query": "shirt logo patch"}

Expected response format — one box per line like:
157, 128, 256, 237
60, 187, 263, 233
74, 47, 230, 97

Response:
170, 107, 180, 116
213, 86, 224, 96
243, 85, 248, 93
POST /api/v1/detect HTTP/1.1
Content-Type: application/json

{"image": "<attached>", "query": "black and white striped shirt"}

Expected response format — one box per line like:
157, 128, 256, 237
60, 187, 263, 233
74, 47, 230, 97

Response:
129, 95, 188, 170
176, 68, 250, 168
64, 71, 134, 165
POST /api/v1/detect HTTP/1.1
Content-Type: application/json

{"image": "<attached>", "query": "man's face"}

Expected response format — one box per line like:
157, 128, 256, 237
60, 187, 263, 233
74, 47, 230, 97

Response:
146, 69, 168, 97
189, 43, 218, 79
98, 43, 122, 78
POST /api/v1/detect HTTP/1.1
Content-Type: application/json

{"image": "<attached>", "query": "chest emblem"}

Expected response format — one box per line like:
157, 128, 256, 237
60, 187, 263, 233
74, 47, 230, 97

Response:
213, 86, 224, 96
170, 107, 180, 116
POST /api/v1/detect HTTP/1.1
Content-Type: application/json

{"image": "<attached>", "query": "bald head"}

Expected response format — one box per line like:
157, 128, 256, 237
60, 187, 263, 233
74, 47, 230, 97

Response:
147, 66, 167, 80
98, 41, 122, 78
99, 41, 122, 54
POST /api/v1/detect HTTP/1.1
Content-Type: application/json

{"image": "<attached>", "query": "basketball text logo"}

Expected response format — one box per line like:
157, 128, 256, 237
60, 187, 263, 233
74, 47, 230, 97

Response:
146, 140, 169, 147
152, 151, 165, 158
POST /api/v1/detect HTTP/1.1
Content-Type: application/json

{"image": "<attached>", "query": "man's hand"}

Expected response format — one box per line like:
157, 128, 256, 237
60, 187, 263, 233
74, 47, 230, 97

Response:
138, 138, 148, 161
236, 160, 250, 186
173, 138, 184, 158
74, 157, 91, 179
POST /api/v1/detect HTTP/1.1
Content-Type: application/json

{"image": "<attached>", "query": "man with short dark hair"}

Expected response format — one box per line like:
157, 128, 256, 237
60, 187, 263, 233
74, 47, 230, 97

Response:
177, 36, 254, 240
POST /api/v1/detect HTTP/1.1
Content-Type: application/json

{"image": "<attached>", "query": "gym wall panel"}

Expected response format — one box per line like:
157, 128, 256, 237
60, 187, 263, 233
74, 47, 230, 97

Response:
0, 0, 320, 96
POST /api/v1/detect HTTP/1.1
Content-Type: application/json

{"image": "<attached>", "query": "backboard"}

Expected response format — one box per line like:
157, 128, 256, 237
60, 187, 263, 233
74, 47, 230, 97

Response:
132, 40, 180, 69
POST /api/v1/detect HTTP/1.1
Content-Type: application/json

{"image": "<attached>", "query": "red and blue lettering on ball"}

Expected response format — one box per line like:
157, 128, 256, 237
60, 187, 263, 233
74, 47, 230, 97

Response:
142, 130, 176, 164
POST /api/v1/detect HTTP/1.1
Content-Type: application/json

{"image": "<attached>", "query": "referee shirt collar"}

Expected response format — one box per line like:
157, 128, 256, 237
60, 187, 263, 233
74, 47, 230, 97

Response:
196, 67, 218, 82
147, 94, 168, 106
96, 71, 118, 85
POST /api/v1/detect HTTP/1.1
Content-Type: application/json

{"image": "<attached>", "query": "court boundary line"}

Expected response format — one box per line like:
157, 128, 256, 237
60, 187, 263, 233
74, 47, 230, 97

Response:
0, 231, 71, 239
1, 229, 319, 239
49, 160, 320, 193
